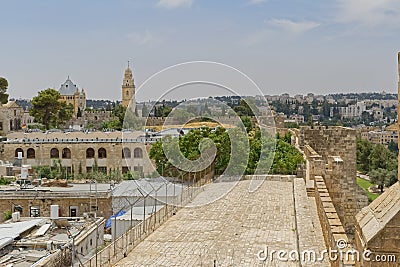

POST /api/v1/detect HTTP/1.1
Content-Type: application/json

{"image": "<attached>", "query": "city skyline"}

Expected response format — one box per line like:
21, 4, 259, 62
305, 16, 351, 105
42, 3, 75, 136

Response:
1, 0, 400, 101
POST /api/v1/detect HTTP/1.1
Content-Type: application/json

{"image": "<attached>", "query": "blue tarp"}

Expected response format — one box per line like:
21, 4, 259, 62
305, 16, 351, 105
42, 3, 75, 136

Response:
105, 210, 126, 229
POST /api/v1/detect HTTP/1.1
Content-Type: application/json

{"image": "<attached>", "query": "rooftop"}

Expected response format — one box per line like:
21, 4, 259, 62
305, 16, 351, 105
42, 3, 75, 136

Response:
59, 78, 78, 95
0, 216, 104, 266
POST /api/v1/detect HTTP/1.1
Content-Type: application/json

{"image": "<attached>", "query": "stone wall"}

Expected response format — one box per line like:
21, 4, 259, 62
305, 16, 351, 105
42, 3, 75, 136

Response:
1, 141, 155, 176
65, 110, 112, 129
0, 192, 112, 223
37, 247, 72, 267
300, 126, 368, 235
314, 176, 348, 267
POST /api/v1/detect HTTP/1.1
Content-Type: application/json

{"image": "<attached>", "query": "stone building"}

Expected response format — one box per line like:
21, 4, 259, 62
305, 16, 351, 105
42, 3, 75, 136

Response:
0, 183, 112, 224
121, 63, 136, 111
0, 100, 24, 135
58, 77, 86, 117
64, 110, 113, 130
0, 131, 157, 176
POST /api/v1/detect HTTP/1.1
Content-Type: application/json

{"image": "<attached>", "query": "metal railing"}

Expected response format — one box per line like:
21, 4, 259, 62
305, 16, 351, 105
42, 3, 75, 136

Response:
83, 179, 209, 267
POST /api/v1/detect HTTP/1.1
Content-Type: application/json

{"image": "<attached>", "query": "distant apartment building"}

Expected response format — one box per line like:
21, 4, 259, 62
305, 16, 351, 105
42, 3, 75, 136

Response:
287, 114, 305, 124
330, 101, 366, 119
360, 130, 398, 146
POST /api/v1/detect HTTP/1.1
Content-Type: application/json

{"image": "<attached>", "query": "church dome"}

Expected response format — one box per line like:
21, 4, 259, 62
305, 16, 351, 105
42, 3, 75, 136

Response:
59, 77, 78, 95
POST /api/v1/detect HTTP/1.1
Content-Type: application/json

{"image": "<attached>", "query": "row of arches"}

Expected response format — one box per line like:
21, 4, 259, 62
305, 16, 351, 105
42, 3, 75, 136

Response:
15, 147, 144, 159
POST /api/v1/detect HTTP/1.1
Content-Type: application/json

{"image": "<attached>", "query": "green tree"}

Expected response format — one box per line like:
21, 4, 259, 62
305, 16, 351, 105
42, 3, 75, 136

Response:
369, 143, 395, 170
30, 89, 73, 129
240, 116, 252, 133
270, 137, 304, 175
77, 107, 82, 117
149, 126, 301, 177
102, 105, 127, 130
233, 99, 257, 116
93, 158, 98, 172
0, 77, 9, 104
102, 119, 121, 130
388, 140, 398, 155
369, 168, 397, 193
4, 210, 12, 221
58, 102, 73, 124
356, 139, 373, 173
135, 105, 139, 116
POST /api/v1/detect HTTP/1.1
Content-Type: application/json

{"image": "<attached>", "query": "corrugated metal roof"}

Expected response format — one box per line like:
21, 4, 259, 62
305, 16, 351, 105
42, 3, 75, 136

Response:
112, 178, 184, 197
0, 218, 43, 250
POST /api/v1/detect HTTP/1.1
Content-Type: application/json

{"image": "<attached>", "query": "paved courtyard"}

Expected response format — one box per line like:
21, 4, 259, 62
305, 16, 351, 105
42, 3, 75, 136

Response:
115, 178, 329, 267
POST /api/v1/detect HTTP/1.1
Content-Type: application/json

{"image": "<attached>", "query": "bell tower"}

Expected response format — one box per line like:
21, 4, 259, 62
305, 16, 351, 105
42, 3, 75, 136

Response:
122, 61, 136, 110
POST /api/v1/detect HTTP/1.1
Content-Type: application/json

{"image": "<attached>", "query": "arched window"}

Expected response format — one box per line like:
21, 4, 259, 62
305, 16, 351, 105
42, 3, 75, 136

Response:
50, 148, 59, 159
15, 148, 24, 158
86, 148, 95, 159
98, 148, 107, 159
27, 148, 35, 159
122, 147, 131, 159
133, 147, 143, 158
62, 148, 71, 159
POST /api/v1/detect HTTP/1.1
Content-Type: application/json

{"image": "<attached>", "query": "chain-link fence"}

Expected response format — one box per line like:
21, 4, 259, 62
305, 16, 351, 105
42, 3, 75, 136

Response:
83, 177, 210, 267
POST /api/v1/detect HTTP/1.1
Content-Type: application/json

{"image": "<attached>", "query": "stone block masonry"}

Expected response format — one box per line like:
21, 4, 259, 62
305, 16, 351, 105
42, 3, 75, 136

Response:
299, 126, 368, 235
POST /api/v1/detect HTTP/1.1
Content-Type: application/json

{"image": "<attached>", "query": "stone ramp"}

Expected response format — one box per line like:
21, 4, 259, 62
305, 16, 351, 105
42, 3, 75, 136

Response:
115, 178, 327, 267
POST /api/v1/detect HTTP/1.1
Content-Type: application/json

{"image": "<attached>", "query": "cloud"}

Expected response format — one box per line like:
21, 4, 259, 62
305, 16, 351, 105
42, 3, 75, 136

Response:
336, 0, 400, 26
156, 0, 193, 9
267, 19, 320, 34
126, 30, 160, 46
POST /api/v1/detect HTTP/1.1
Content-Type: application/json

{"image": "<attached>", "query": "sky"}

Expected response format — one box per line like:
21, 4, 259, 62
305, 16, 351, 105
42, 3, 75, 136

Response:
1, 0, 400, 101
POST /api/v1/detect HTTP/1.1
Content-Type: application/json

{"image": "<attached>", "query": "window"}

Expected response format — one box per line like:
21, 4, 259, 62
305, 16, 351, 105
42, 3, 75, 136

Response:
133, 148, 143, 158
70, 206, 78, 217
86, 166, 92, 173
122, 147, 131, 158
62, 148, 71, 159
86, 148, 95, 158
98, 166, 107, 173
30, 207, 40, 217
98, 148, 107, 159
122, 166, 129, 174
50, 148, 59, 158
27, 148, 35, 159
15, 148, 24, 158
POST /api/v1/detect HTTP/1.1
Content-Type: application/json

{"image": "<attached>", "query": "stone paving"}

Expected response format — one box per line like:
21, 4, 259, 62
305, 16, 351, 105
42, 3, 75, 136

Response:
115, 178, 328, 267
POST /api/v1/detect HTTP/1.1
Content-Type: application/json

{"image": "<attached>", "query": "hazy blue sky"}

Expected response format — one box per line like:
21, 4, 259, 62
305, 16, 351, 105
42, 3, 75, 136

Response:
1, 0, 400, 101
